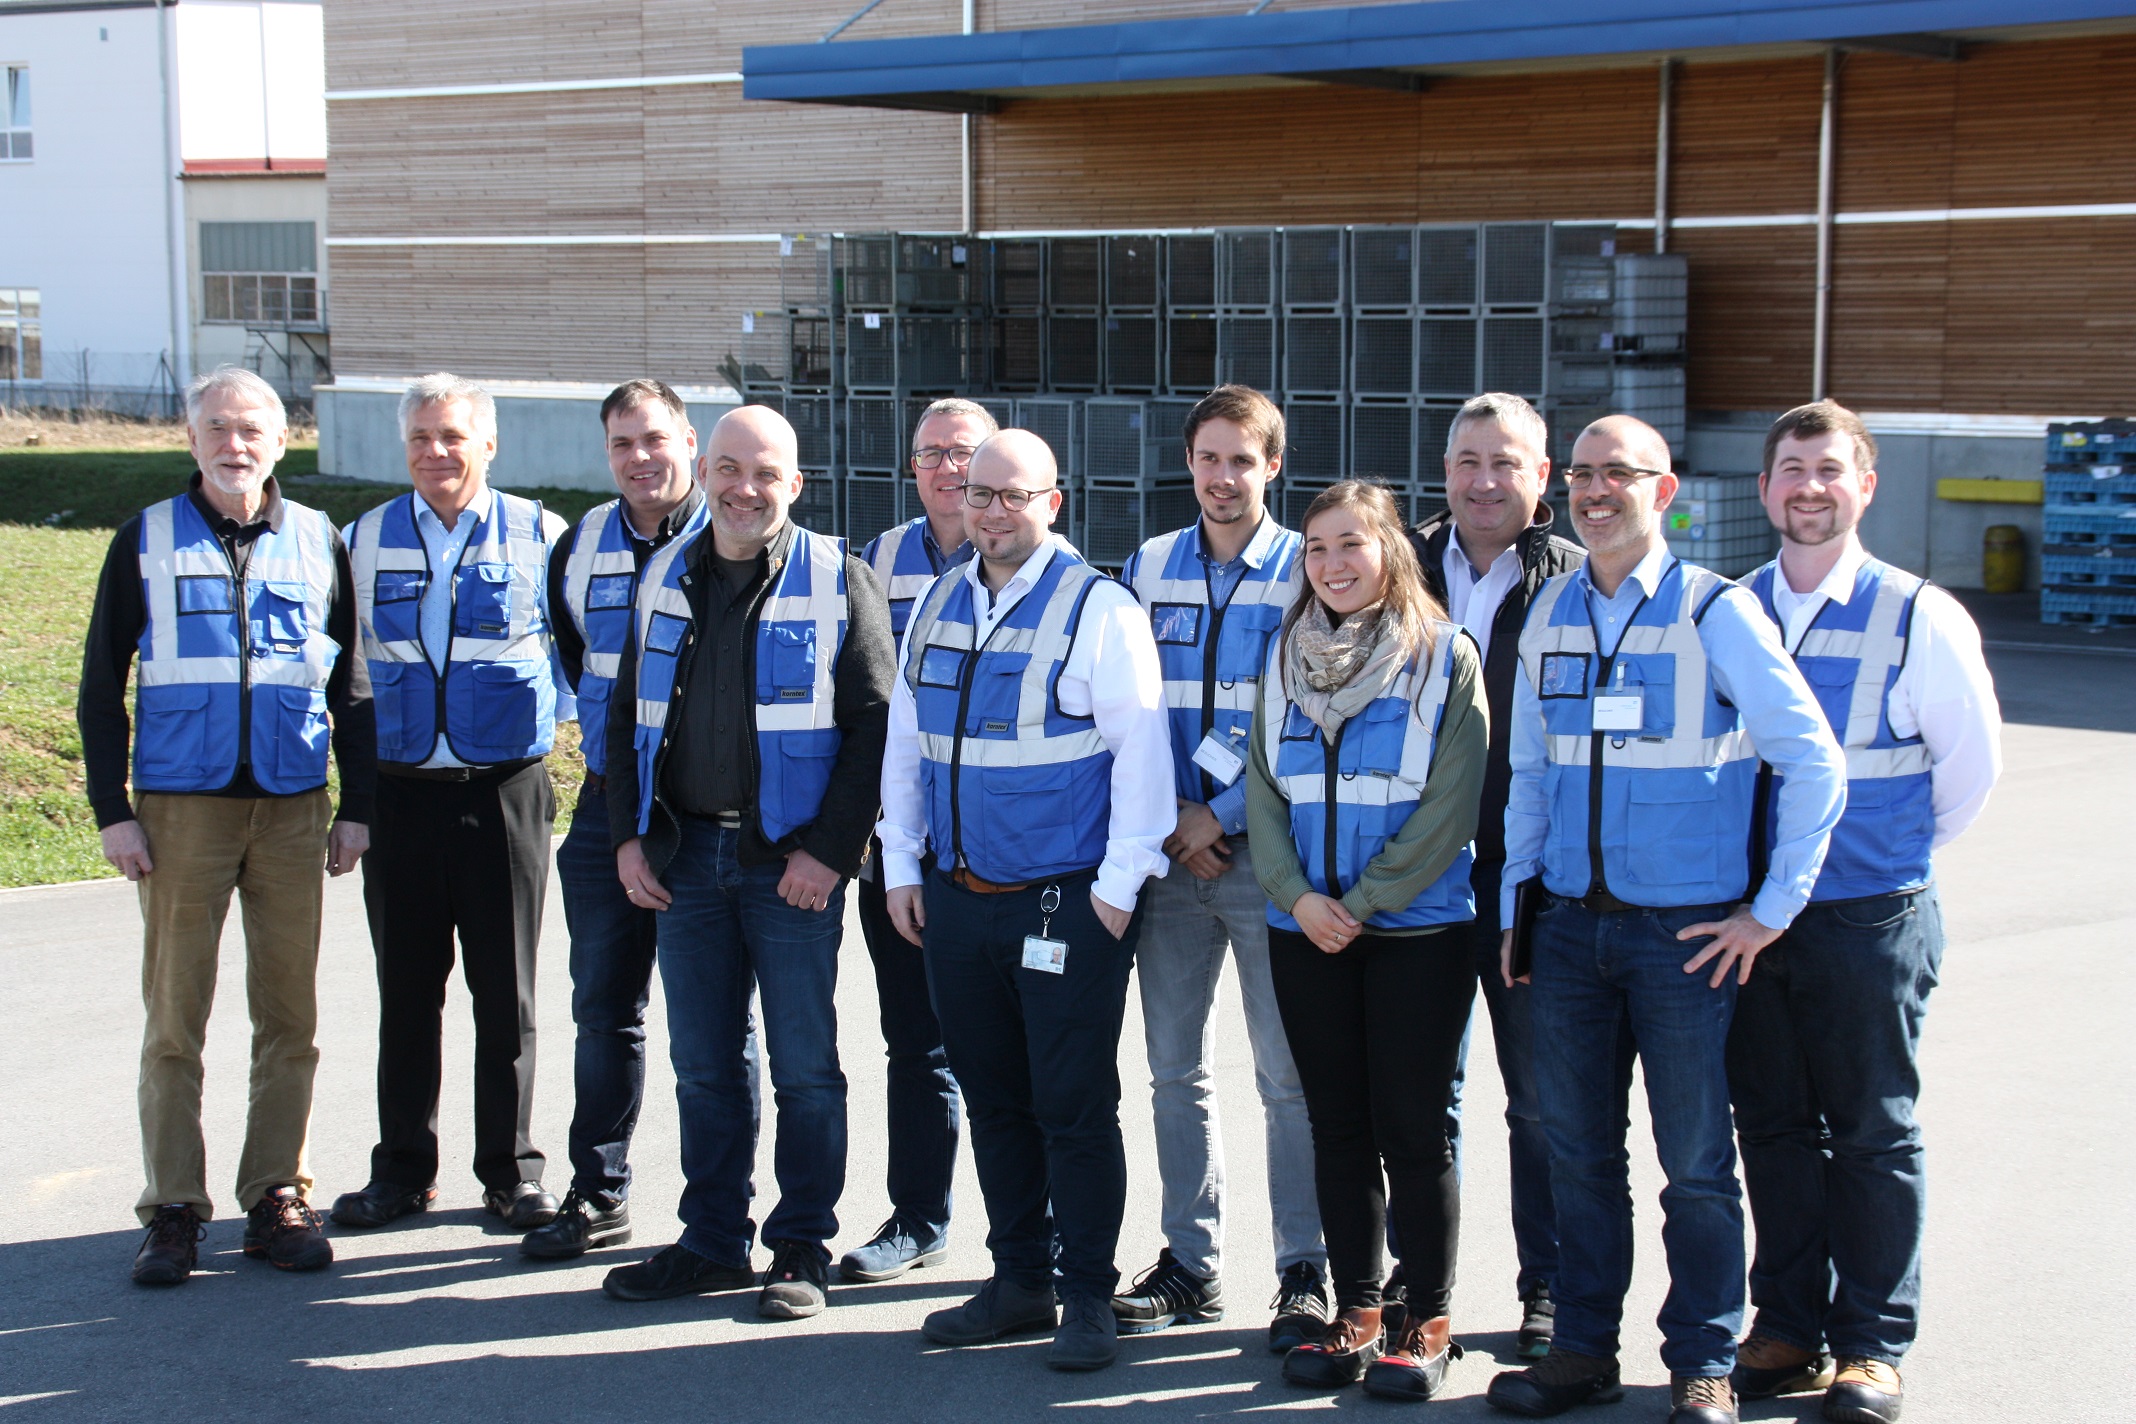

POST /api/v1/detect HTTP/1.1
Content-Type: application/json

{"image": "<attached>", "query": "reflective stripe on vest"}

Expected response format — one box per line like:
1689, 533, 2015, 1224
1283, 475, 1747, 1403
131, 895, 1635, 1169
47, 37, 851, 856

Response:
563, 499, 710, 777
1747, 557, 1934, 900
864, 516, 970, 641
904, 548, 1113, 884
1518, 559, 1760, 907
134, 494, 340, 794
349, 490, 557, 766
1127, 519, 1302, 803
631, 526, 850, 842
1260, 622, 1475, 931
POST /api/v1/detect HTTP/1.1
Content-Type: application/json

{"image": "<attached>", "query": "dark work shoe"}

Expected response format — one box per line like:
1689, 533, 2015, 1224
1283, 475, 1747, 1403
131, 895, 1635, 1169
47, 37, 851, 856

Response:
1670, 1373, 1739, 1424
602, 1241, 756, 1302
1733, 1332, 1834, 1398
1518, 1284, 1556, 1359
921, 1276, 1058, 1347
1283, 1306, 1383, 1388
1364, 1313, 1464, 1401
483, 1181, 560, 1231
132, 1205, 204, 1286
1823, 1358, 1903, 1423
1049, 1293, 1120, 1372
520, 1189, 631, 1260
838, 1217, 948, 1282
242, 1187, 332, 1272
329, 1181, 436, 1229
759, 1240, 830, 1320
1111, 1247, 1223, 1334
1486, 1348, 1625, 1416
1268, 1260, 1332, 1354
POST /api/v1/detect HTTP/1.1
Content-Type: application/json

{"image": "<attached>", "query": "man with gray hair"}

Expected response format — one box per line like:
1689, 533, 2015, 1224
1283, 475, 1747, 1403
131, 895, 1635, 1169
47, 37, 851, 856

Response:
332, 372, 572, 1235
1406, 392, 1583, 1355
78, 365, 374, 1284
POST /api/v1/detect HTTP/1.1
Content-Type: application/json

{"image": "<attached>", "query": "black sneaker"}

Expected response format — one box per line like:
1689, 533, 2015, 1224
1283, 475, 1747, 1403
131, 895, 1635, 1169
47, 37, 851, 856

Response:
602, 1242, 757, 1302
921, 1277, 1058, 1347
521, 1189, 632, 1260
243, 1187, 333, 1271
1111, 1247, 1222, 1335
758, 1240, 829, 1320
132, 1204, 203, 1286
1486, 1348, 1625, 1416
1518, 1283, 1556, 1360
1268, 1261, 1332, 1353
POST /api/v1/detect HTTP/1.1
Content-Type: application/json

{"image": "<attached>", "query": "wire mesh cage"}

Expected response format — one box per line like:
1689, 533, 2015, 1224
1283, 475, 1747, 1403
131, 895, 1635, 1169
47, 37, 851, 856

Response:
1283, 228, 1347, 307
1280, 478, 1334, 532
1282, 400, 1346, 483
896, 235, 984, 307
838, 233, 896, 309
1104, 235, 1163, 309
1013, 396, 1083, 476
1146, 397, 1198, 478
1081, 480, 1198, 568
993, 238, 1046, 310
985, 314, 1045, 390
843, 471, 904, 548
1483, 222, 1549, 307
786, 315, 836, 390
1417, 315, 1479, 398
1217, 229, 1279, 307
1165, 234, 1217, 309
1416, 225, 1480, 308
1048, 314, 1103, 391
846, 395, 904, 469
1216, 315, 1279, 391
1105, 315, 1162, 394
1351, 226, 1417, 308
739, 313, 788, 390
1415, 401, 1465, 506
975, 396, 1016, 428
1482, 314, 1546, 397
792, 468, 839, 538
779, 234, 835, 313
1085, 397, 1153, 479
1283, 314, 1347, 397
1348, 401, 1417, 487
845, 315, 897, 389
1049, 238, 1103, 308
788, 393, 837, 468
1167, 314, 1217, 395
1351, 314, 1415, 399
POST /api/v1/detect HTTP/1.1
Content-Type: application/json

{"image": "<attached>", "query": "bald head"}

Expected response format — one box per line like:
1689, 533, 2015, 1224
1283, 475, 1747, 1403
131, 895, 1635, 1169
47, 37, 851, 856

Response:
963, 427, 1064, 579
710, 404, 800, 466
1565, 413, 1679, 566
1574, 414, 1672, 477
968, 427, 1059, 487
702, 403, 805, 558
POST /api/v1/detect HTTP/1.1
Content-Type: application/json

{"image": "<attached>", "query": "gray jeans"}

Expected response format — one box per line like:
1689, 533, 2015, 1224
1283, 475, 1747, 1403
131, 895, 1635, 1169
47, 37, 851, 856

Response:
1136, 842, 1324, 1281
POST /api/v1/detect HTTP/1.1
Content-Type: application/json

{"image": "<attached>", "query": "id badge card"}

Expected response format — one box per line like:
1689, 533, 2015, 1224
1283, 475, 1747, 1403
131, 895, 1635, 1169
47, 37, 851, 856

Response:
1593, 691, 1644, 731
1021, 883, 1068, 975
1189, 731, 1246, 785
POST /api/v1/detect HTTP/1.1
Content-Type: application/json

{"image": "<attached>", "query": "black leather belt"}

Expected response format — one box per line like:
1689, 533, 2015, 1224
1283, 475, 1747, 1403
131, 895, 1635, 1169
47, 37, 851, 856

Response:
1555, 885, 1640, 914
381, 757, 538, 784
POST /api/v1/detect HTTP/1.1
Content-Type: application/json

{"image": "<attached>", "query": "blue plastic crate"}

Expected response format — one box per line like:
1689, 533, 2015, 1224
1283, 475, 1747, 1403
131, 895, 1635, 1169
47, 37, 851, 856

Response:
2041, 587, 2136, 626
2042, 505, 2136, 542
2044, 465, 2136, 503
2046, 421, 2136, 466
2042, 552, 2136, 589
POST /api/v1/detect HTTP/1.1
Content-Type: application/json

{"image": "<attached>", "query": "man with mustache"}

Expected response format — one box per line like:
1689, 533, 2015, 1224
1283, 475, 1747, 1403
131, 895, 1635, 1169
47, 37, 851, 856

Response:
1727, 402, 2001, 1424
604, 405, 894, 1320
1485, 416, 1845, 1424
78, 366, 373, 1284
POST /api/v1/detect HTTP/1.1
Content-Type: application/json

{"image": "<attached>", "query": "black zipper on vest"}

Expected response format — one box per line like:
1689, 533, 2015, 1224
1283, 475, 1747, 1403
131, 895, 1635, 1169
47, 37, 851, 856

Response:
230, 539, 253, 778
1321, 722, 1345, 898
1199, 599, 1227, 802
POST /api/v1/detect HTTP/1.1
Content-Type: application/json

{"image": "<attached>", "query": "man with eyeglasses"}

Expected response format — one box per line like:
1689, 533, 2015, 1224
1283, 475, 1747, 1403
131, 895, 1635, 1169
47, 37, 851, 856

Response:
839, 397, 989, 1284
1485, 416, 1844, 1424
877, 429, 1175, 1371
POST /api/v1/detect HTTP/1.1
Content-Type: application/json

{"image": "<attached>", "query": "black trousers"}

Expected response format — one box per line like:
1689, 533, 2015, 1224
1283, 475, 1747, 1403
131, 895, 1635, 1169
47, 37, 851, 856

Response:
363, 761, 553, 1191
1269, 924, 1472, 1316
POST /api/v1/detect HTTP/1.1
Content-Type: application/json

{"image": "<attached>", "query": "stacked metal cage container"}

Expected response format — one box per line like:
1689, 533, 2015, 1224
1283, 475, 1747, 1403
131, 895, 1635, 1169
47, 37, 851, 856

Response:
2041, 419, 2136, 626
1662, 472, 1778, 579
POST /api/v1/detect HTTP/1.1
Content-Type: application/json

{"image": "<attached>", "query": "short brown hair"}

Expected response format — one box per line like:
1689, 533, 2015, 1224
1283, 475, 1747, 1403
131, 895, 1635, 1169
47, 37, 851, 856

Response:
1763, 399, 1877, 474
1183, 384, 1285, 465
601, 378, 688, 431
1278, 480, 1449, 698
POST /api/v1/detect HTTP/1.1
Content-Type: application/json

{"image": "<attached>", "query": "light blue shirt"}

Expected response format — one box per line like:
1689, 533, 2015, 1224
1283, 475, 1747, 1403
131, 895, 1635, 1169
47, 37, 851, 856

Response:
1500, 544, 1846, 930
1202, 515, 1282, 836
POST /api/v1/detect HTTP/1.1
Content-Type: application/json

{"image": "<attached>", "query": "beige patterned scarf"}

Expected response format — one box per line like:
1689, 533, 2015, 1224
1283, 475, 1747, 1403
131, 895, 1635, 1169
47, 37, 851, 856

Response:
1285, 598, 1413, 736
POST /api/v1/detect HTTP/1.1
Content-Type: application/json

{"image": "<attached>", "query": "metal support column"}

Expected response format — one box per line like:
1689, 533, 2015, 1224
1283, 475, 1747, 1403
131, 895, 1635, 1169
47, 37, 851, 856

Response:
1654, 58, 1676, 255
1812, 46, 1838, 401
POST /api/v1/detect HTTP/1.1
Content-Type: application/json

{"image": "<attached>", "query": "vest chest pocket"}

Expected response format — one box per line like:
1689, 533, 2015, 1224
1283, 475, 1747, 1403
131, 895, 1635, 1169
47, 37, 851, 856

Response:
1612, 654, 1678, 738
251, 581, 312, 650
1214, 607, 1281, 684
1340, 697, 1415, 780
587, 573, 634, 612
454, 563, 516, 637
1273, 704, 1324, 779
1796, 656, 1856, 740
966, 655, 1030, 737
371, 569, 426, 643
760, 622, 818, 704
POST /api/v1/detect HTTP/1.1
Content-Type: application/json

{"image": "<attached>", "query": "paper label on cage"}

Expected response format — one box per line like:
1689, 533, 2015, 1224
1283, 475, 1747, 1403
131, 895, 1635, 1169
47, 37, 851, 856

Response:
780, 236, 793, 257
864, 312, 882, 330
742, 313, 755, 334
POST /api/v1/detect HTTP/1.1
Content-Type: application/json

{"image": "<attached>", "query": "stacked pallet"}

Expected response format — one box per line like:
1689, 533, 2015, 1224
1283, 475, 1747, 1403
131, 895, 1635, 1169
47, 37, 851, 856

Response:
2041, 420, 2136, 627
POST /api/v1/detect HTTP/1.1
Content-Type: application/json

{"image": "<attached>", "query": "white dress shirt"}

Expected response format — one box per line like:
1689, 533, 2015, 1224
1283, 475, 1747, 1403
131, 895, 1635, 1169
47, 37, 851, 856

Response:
1766, 537, 2002, 847
877, 535, 1176, 911
1441, 532, 1524, 664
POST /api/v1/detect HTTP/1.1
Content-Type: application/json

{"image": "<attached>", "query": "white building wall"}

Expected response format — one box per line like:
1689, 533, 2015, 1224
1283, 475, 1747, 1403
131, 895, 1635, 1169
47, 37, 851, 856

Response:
174, 0, 325, 164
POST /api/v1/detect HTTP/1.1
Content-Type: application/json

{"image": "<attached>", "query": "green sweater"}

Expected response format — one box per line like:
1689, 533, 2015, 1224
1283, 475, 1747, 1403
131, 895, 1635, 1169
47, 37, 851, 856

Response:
1246, 631, 1488, 933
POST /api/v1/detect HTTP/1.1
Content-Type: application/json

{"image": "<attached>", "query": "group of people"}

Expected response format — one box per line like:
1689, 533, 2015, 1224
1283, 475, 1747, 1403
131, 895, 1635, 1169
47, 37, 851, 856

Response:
82, 363, 2001, 1424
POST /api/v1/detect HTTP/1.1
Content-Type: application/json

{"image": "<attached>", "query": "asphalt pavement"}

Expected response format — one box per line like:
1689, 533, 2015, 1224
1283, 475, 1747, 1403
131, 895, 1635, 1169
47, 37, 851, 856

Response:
2, 639, 2132, 1422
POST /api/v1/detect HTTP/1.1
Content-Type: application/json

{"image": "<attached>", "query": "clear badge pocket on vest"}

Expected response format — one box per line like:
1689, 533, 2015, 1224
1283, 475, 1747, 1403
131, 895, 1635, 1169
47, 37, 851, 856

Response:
1148, 602, 1202, 645
918, 644, 968, 689
176, 574, 235, 615
586, 573, 634, 611
644, 611, 690, 657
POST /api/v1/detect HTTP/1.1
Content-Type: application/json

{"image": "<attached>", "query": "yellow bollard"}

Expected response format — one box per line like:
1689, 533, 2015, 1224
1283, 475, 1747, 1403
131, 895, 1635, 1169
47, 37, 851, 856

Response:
1983, 524, 2025, 594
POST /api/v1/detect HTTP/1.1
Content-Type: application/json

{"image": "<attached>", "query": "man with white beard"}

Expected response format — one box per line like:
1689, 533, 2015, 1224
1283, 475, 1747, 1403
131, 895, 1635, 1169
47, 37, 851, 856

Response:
78, 366, 374, 1285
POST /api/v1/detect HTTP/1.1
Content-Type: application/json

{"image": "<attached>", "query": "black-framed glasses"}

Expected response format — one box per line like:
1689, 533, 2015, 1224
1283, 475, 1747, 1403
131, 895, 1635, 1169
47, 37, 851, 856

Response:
911, 445, 979, 470
959, 483, 1054, 512
1563, 464, 1668, 490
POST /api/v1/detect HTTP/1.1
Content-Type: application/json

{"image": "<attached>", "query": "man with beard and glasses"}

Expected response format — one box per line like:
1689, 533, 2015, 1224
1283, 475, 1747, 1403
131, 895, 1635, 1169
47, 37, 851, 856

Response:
1484, 415, 1845, 1424
1726, 402, 2000, 1424
79, 366, 373, 1285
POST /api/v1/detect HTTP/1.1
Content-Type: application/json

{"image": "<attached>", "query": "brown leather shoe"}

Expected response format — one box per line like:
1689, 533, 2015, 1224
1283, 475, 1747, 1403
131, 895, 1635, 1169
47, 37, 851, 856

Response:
132, 1204, 203, 1286
1823, 1358, 1902, 1423
1282, 1305, 1383, 1387
1364, 1313, 1463, 1400
243, 1186, 333, 1271
1734, 1332, 1835, 1398
1670, 1373, 1739, 1424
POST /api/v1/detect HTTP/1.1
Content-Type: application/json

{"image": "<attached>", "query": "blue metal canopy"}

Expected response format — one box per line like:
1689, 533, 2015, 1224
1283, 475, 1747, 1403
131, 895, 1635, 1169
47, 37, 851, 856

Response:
741, 0, 2135, 110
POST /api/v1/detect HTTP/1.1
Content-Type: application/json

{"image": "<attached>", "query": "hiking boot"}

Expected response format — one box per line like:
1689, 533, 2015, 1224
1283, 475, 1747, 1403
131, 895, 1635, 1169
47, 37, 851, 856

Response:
838, 1216, 948, 1282
1823, 1358, 1903, 1423
758, 1240, 830, 1320
1518, 1283, 1556, 1359
602, 1241, 756, 1302
1268, 1260, 1332, 1354
1111, 1247, 1223, 1335
1283, 1306, 1383, 1388
1485, 1348, 1624, 1416
132, 1204, 203, 1286
1670, 1373, 1739, 1424
1733, 1332, 1834, 1398
520, 1189, 631, 1260
922, 1276, 1058, 1346
1364, 1313, 1463, 1401
1049, 1292, 1120, 1372
242, 1187, 332, 1272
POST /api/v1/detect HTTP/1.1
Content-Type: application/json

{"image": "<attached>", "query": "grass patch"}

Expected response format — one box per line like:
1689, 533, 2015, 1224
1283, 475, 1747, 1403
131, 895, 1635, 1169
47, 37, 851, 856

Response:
0, 440, 599, 887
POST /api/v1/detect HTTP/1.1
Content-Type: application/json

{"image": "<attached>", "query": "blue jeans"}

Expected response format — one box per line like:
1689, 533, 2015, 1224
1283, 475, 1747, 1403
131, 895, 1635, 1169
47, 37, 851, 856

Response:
1136, 843, 1322, 1281
1445, 860, 1558, 1298
921, 866, 1139, 1302
856, 859, 960, 1236
1531, 896, 1745, 1378
654, 818, 847, 1265
555, 786, 660, 1205
1727, 888, 1943, 1367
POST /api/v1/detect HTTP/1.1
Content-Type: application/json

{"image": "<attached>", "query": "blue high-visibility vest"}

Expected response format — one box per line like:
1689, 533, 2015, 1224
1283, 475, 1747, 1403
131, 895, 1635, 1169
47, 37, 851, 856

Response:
560, 499, 709, 777
904, 547, 1115, 884
631, 525, 850, 843
348, 490, 558, 766
1261, 623, 1475, 932
131, 493, 340, 794
1126, 517, 1302, 804
864, 515, 972, 641
1518, 558, 1760, 907
1747, 557, 1934, 900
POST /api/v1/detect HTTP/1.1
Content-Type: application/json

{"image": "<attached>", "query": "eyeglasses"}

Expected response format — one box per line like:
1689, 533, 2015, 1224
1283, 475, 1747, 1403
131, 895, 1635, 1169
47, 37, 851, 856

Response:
959, 483, 1054, 512
911, 445, 979, 470
1563, 464, 1669, 490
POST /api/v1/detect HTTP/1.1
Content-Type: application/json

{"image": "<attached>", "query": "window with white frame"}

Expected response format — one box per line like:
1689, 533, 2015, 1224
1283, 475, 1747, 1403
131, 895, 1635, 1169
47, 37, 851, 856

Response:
201, 222, 321, 327
3, 67, 28, 160
0, 289, 42, 381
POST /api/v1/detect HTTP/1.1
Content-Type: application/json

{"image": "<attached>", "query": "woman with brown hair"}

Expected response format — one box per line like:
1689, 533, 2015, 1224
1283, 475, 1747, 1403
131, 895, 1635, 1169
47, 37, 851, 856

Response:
1246, 479, 1488, 1401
